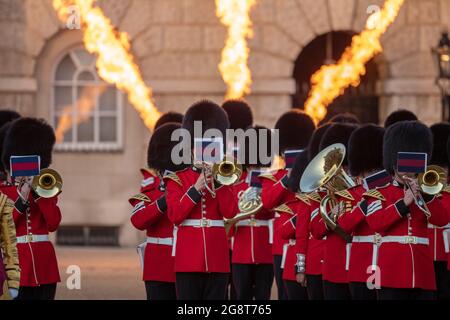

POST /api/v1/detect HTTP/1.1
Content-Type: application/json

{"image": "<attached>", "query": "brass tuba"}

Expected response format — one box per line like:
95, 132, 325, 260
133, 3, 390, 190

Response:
300, 143, 355, 241
31, 168, 63, 198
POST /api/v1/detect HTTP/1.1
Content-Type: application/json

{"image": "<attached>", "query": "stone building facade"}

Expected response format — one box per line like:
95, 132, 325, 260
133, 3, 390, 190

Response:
0, 0, 448, 245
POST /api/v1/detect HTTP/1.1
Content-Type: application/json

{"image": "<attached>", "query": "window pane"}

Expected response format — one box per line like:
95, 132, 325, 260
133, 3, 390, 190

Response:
55, 116, 73, 142
55, 86, 72, 112
76, 85, 99, 115
55, 54, 76, 81
100, 116, 117, 142
77, 115, 94, 142
99, 87, 117, 111
73, 48, 95, 67
78, 71, 96, 81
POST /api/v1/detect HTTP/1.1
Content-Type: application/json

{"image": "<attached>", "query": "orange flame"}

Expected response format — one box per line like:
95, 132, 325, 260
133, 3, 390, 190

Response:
216, 0, 256, 99
304, 0, 405, 123
52, 0, 160, 135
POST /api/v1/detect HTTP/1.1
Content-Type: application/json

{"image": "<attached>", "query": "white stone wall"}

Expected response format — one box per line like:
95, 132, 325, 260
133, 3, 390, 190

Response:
0, 0, 448, 245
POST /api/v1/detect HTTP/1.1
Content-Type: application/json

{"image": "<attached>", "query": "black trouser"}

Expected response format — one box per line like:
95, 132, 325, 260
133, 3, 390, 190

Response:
228, 250, 237, 300
232, 263, 273, 300
145, 281, 176, 300
434, 261, 450, 300
18, 283, 57, 300
273, 255, 288, 300
176, 272, 229, 300
349, 282, 377, 300
323, 280, 351, 300
378, 287, 434, 300
284, 280, 308, 300
306, 274, 324, 300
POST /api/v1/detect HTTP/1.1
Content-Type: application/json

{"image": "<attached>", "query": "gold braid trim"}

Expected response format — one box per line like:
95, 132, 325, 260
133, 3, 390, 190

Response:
163, 173, 182, 186
306, 192, 322, 203
335, 190, 355, 201
128, 193, 151, 203
258, 173, 277, 183
274, 203, 294, 215
362, 189, 386, 201
295, 193, 311, 205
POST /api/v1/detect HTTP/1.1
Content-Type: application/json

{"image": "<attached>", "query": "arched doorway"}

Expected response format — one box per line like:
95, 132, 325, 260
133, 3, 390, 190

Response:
292, 31, 380, 124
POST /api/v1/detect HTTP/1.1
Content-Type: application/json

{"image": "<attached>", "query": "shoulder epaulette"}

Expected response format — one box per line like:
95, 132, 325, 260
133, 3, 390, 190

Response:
363, 189, 386, 201
306, 192, 321, 203
163, 173, 182, 186
295, 193, 311, 205
274, 203, 294, 215
335, 190, 355, 201
129, 193, 151, 203
442, 185, 450, 194
258, 172, 277, 183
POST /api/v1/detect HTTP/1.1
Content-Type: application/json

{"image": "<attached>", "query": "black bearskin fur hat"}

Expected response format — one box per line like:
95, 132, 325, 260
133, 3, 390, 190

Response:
222, 100, 253, 130
307, 123, 333, 161
286, 151, 309, 193
2, 118, 56, 171
0, 109, 21, 129
384, 109, 418, 128
348, 124, 385, 177
275, 109, 315, 154
320, 123, 358, 166
430, 123, 450, 168
329, 113, 360, 125
383, 121, 432, 174
154, 112, 183, 130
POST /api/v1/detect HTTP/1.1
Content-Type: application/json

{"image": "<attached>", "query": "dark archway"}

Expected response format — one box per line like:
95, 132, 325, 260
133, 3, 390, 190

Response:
292, 31, 380, 124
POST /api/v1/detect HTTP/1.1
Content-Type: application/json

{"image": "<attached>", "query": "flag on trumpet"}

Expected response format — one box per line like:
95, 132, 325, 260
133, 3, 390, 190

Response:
363, 169, 392, 190
194, 138, 224, 164
397, 152, 427, 174
284, 150, 304, 169
10, 155, 41, 178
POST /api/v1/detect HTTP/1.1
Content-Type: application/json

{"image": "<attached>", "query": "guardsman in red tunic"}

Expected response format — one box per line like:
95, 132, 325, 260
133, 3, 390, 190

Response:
336, 124, 385, 300
363, 121, 449, 300
129, 123, 187, 300
1, 118, 61, 300
164, 101, 239, 300
309, 123, 358, 300
230, 126, 274, 300
222, 99, 254, 300
260, 110, 315, 300
428, 123, 450, 299
447, 137, 450, 284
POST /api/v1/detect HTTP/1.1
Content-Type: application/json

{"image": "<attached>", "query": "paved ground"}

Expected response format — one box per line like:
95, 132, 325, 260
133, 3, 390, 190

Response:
55, 246, 277, 300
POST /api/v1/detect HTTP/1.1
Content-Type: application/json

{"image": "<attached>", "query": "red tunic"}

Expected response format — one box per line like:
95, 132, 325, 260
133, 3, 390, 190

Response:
1, 184, 61, 287
230, 172, 273, 264
129, 171, 175, 283
295, 193, 324, 276
310, 188, 364, 284
277, 204, 297, 281
337, 185, 379, 283
259, 169, 295, 256
365, 182, 449, 290
427, 188, 450, 261
164, 166, 239, 273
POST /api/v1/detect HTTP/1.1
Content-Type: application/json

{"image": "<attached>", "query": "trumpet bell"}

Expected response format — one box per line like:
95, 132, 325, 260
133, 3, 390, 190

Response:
212, 156, 242, 186
31, 168, 63, 198
419, 165, 447, 195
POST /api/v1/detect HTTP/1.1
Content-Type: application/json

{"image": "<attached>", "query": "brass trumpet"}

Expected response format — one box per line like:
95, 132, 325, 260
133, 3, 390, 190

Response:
203, 156, 242, 198
300, 143, 355, 241
31, 168, 63, 198
402, 165, 447, 217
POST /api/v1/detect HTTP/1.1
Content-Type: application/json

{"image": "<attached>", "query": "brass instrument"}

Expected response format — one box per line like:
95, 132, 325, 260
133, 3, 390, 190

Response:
31, 168, 63, 198
225, 186, 263, 235
300, 143, 355, 241
203, 156, 242, 198
402, 165, 447, 218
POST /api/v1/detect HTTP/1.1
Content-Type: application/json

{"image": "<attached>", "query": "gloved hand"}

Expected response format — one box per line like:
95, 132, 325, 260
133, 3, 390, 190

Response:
8, 288, 18, 300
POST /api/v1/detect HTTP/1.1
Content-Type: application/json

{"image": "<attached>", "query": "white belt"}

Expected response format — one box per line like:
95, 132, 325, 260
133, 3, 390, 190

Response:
181, 219, 225, 228
382, 235, 429, 245
146, 236, 173, 246
16, 234, 49, 244
281, 239, 296, 269
236, 219, 269, 227
428, 223, 450, 229
443, 229, 450, 253
352, 234, 383, 271
345, 243, 352, 271
268, 219, 274, 244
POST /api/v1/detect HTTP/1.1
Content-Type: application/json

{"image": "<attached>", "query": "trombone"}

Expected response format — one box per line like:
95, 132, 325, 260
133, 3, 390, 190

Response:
402, 165, 447, 218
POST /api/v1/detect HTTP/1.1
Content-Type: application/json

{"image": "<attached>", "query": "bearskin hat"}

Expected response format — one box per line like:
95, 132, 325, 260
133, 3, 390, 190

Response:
286, 151, 309, 193
384, 109, 418, 128
348, 124, 385, 177
182, 100, 229, 144
154, 112, 183, 130
239, 125, 273, 170
329, 113, 361, 125
0, 109, 21, 129
222, 100, 253, 130
307, 123, 332, 161
320, 123, 358, 166
383, 121, 432, 174
0, 122, 13, 173
430, 123, 450, 167
147, 123, 188, 174
2, 118, 55, 171
275, 109, 315, 154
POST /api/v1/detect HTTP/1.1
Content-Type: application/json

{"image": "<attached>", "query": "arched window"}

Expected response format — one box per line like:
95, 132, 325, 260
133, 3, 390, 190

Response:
52, 47, 123, 151
292, 31, 380, 124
